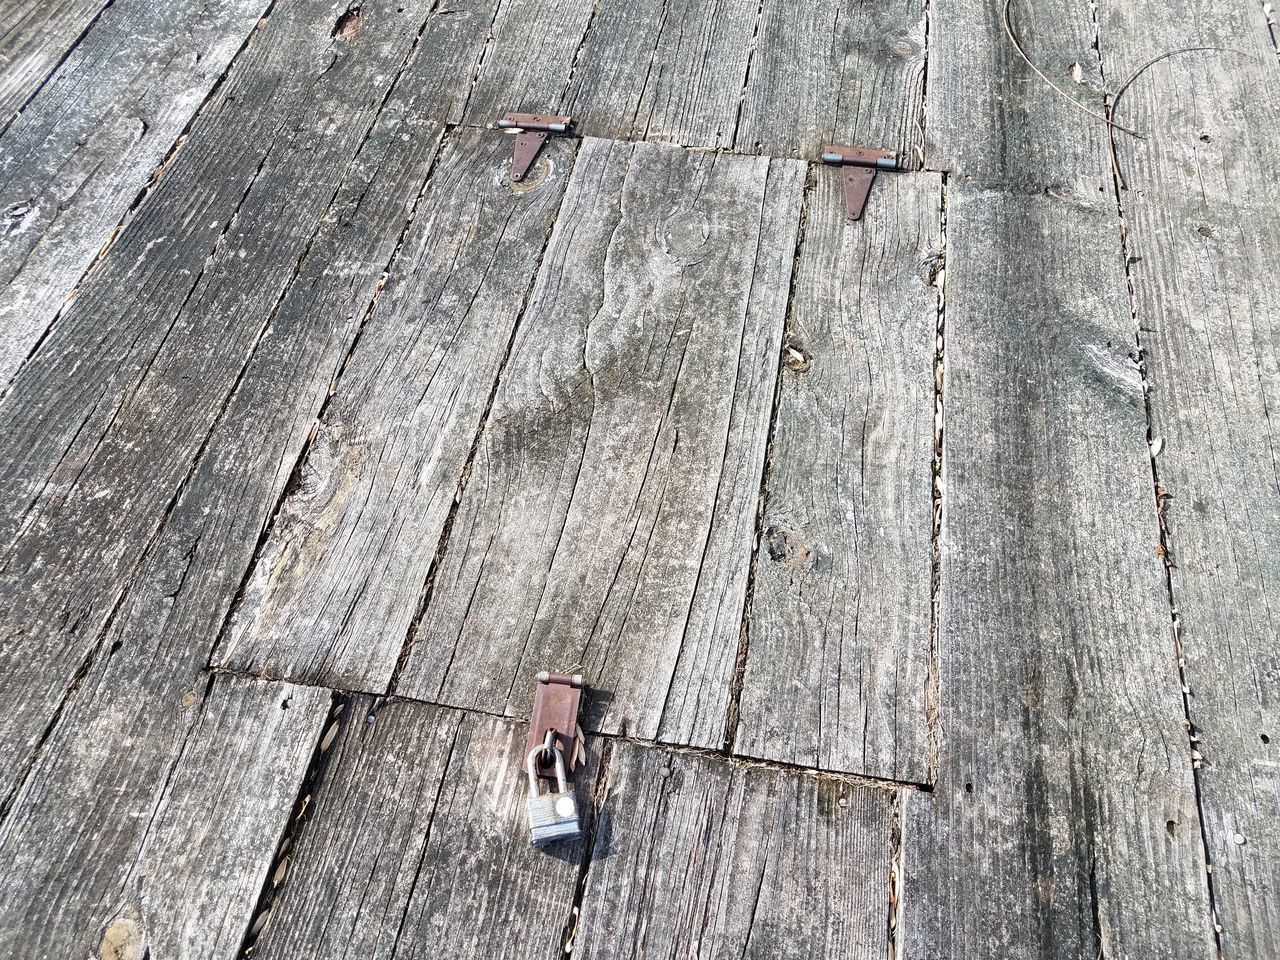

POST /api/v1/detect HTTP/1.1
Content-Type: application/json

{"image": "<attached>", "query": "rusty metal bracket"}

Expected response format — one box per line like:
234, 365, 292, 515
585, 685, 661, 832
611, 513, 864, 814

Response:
497, 112, 572, 182
527, 671, 584, 779
820, 145, 899, 221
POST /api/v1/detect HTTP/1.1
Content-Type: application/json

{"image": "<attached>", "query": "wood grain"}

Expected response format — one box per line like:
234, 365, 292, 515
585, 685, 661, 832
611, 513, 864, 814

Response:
467, 0, 925, 158
0, 0, 271, 387
902, 184, 1216, 959
925, 0, 1110, 187
734, 168, 940, 783
734, 0, 926, 163
0, 0, 447, 792
399, 139, 804, 748
216, 128, 578, 691
1101, 2, 1280, 953
574, 742, 894, 960
0, 41, 446, 955
249, 699, 587, 960
0, 0, 110, 121
0, 675, 328, 958
461, 0, 595, 126
560, 0, 757, 149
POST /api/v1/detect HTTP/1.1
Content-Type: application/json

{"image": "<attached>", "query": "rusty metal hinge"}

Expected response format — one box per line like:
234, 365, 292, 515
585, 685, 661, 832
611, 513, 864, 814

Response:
498, 112, 572, 182
820, 145, 898, 221
527, 671, 585, 778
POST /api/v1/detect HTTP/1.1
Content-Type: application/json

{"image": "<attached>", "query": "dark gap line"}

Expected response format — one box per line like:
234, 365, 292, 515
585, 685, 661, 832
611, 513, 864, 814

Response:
559, 737, 614, 954
0, 0, 119, 138
886, 787, 908, 960
556, 0, 604, 112
383, 140, 585, 702
718, 160, 814, 756
915, 0, 934, 168
1091, 7, 1223, 951
0, 0, 280, 402
725, 0, 767, 150
925, 171, 947, 784
237, 691, 348, 957
202, 664, 930, 793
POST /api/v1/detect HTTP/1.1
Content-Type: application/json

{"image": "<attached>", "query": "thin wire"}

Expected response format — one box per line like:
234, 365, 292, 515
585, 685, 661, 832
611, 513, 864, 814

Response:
1002, 0, 1142, 138
1107, 46, 1249, 188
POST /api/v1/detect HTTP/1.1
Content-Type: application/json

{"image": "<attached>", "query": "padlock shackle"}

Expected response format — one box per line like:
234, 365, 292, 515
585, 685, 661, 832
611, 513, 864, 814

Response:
525, 744, 568, 794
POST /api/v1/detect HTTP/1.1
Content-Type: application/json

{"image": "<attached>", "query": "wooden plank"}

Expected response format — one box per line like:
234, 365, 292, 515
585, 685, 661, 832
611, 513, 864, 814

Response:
573, 742, 894, 960
559, 0, 757, 149
398, 139, 805, 748
215, 128, 579, 691
0, 0, 272, 387
461, 0, 595, 126
0, 675, 328, 957
734, 168, 940, 783
1099, 4, 1280, 954
248, 699, 586, 960
0, 0, 496, 391
925, 0, 1110, 186
0, 0, 453, 788
903, 184, 1216, 958
0, 0, 110, 121
480, 0, 925, 158
733, 0, 926, 162
0, 75, 444, 953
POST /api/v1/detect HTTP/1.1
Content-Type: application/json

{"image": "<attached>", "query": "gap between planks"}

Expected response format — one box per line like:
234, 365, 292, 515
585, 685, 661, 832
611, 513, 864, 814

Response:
718, 160, 816, 758
208, 664, 933, 795
1102, 77, 1224, 960
208, 119, 460, 684
379, 135, 587, 704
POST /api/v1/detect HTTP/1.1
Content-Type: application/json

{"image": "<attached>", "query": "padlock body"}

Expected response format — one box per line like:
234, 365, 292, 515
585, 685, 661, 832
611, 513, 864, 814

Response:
526, 791, 581, 846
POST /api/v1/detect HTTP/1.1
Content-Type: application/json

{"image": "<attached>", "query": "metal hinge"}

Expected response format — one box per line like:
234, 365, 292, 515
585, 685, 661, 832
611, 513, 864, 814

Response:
498, 113, 573, 182
527, 671, 585, 778
820, 145, 898, 221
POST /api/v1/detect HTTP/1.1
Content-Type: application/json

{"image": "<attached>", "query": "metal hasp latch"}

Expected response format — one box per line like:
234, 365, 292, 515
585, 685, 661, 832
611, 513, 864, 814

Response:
526, 671, 584, 777
524, 671, 585, 846
498, 112, 572, 182
820, 145, 898, 221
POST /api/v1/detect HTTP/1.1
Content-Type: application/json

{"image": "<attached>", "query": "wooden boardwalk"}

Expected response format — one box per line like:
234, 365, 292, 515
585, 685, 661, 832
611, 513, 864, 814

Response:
0, 0, 1276, 956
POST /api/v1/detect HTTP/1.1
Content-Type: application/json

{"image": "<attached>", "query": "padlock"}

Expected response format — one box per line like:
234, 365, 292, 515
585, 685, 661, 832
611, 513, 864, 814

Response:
525, 743, 581, 846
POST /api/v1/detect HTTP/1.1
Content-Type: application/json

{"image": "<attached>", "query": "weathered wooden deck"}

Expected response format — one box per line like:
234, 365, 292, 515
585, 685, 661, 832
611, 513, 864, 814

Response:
0, 0, 1276, 956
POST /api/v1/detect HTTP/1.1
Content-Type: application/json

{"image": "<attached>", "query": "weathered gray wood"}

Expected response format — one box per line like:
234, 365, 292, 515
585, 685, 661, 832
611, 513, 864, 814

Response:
216, 128, 578, 691
0, 0, 109, 121
0, 80, 445, 956
926, 0, 1110, 187
0, 0, 450, 792
903, 185, 1216, 958
399, 139, 804, 748
734, 0, 926, 162
0, 675, 328, 958
461, 0, 595, 125
480, 0, 925, 158
249, 699, 586, 960
1100, 3, 1280, 953
0, 0, 272, 388
560, 0, 757, 149
734, 168, 940, 783
574, 742, 894, 960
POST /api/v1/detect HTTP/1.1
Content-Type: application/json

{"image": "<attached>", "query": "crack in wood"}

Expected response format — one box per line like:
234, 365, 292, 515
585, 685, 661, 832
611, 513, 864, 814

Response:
387, 137, 584, 700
